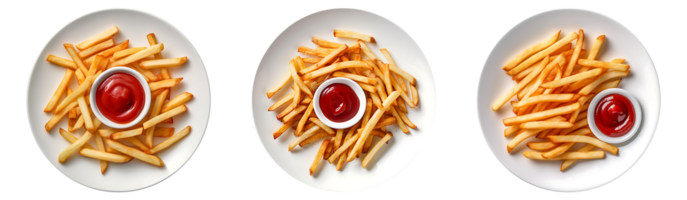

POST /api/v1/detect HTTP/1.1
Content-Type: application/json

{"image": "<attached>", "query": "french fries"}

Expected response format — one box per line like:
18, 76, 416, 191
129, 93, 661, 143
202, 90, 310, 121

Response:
493, 30, 630, 171
140, 57, 188, 69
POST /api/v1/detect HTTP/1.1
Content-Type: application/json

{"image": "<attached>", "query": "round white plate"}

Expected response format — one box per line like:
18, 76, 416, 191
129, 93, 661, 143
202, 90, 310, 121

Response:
27, 9, 210, 191
477, 9, 660, 192
252, 9, 436, 192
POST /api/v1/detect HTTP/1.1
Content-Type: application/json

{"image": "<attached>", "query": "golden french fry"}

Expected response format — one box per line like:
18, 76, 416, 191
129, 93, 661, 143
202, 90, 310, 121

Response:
541, 68, 603, 89
328, 132, 361, 164
503, 103, 579, 126
144, 105, 187, 129
55, 74, 96, 113
561, 144, 596, 171
508, 32, 578, 75
45, 101, 78, 132
141, 57, 188, 69
112, 43, 163, 66
79, 148, 133, 163
78, 39, 114, 58
523, 151, 605, 160
310, 139, 330, 176
76, 95, 95, 133
591, 79, 621, 94
93, 130, 108, 174
348, 91, 401, 162
58, 128, 94, 149
492, 57, 550, 111
578, 71, 630, 95
149, 78, 182, 91
58, 131, 92, 163
46, 55, 77, 70
266, 68, 291, 98
334, 30, 375, 43
577, 59, 629, 71
309, 118, 335, 134
289, 60, 313, 98
503, 31, 560, 70
288, 126, 321, 151
362, 132, 393, 168
106, 139, 163, 166
64, 43, 90, 76
76, 26, 118, 50
44, 69, 74, 112
587, 35, 606, 60
113, 47, 147, 61
111, 127, 143, 140
300, 45, 348, 74
312, 36, 344, 48
124, 137, 150, 151
303, 61, 372, 80
564, 29, 584, 76
161, 92, 194, 113
146, 126, 191, 154
154, 127, 175, 137
512, 94, 574, 108
548, 135, 618, 155
146, 89, 168, 147
541, 128, 592, 159
520, 121, 573, 129
332, 72, 376, 84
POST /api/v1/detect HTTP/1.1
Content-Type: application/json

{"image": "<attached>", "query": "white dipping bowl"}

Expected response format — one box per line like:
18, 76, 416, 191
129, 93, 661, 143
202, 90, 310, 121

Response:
90, 67, 151, 129
313, 77, 366, 129
587, 88, 642, 144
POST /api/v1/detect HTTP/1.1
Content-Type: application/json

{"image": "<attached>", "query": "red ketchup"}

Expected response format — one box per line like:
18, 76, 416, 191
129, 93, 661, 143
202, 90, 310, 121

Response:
95, 73, 145, 124
318, 83, 360, 122
594, 94, 635, 137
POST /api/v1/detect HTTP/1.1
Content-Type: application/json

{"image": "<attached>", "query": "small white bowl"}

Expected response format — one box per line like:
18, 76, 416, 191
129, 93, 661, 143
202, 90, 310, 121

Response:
90, 67, 151, 129
587, 88, 642, 144
313, 77, 367, 129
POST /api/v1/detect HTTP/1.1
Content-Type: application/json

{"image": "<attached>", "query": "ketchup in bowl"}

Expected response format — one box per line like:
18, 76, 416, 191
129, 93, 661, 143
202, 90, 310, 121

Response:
95, 72, 145, 124
594, 94, 635, 137
318, 83, 360, 122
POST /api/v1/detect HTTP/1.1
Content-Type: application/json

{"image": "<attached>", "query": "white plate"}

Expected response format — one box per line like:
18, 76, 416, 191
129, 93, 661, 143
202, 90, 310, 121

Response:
252, 9, 436, 192
477, 9, 660, 192
27, 9, 210, 191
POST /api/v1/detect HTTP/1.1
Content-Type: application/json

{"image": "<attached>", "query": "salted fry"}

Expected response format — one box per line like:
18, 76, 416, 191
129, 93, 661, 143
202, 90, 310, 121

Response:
579, 71, 630, 95
309, 118, 335, 134
561, 144, 596, 171
58, 131, 92, 163
333, 30, 375, 43
503, 31, 560, 70
503, 103, 579, 126
511, 94, 573, 108
144, 105, 187, 129
46, 55, 77, 70
44, 69, 74, 112
310, 139, 330, 176
76, 26, 118, 50
541, 68, 603, 89
520, 121, 573, 129
79, 148, 133, 163
146, 126, 191, 154
362, 133, 393, 168
288, 126, 321, 151
492, 56, 549, 111
45, 101, 78, 132
523, 151, 605, 160
110, 127, 143, 140
149, 78, 182, 91
78, 39, 114, 58
55, 74, 96, 113
577, 59, 630, 71
107, 139, 163, 166
154, 127, 175, 137
58, 128, 94, 149
548, 135, 619, 155
348, 91, 401, 162
507, 32, 578, 75
76, 95, 95, 133
141, 57, 188, 69
112, 43, 163, 66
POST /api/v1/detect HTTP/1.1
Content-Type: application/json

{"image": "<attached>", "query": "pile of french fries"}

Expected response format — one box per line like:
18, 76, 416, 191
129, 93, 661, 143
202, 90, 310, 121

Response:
44, 26, 195, 173
267, 30, 419, 175
493, 30, 629, 171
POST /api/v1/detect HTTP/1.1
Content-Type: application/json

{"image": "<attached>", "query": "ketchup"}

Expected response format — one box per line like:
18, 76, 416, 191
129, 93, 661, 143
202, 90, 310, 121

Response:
319, 83, 360, 122
95, 72, 145, 124
594, 94, 635, 137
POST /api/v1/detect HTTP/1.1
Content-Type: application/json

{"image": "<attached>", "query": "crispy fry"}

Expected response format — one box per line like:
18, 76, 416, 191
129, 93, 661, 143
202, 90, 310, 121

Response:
149, 78, 182, 91
492, 56, 549, 111
46, 55, 77, 70
58, 128, 95, 149
334, 30, 375, 43
55, 74, 96, 113
561, 144, 596, 171
312, 36, 344, 48
140, 57, 187, 69
520, 121, 573, 129
64, 43, 89, 75
512, 94, 574, 108
541, 128, 592, 158
111, 43, 163, 66
111, 127, 143, 140
507, 32, 578, 75
303, 61, 372, 80
78, 39, 114, 58
578, 71, 630, 95
541, 68, 603, 89
523, 151, 605, 160
45, 101, 78, 132
548, 135, 618, 155
591, 79, 621, 94
296, 102, 314, 134
44, 69, 74, 112
154, 127, 175, 137
362, 132, 393, 168
58, 131, 92, 163
76, 26, 118, 50
564, 29, 584, 76
577, 59, 630, 71
299, 132, 333, 147
503, 103, 579, 126
76, 95, 95, 133
288, 126, 321, 151
332, 72, 376, 84
79, 148, 133, 163
310, 139, 330, 176
348, 91, 400, 162
107, 139, 163, 166
146, 126, 191, 154
503, 31, 560, 70
310, 118, 335, 134
143, 105, 187, 129
328, 132, 361, 164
